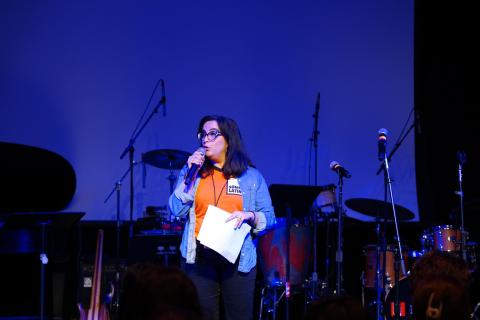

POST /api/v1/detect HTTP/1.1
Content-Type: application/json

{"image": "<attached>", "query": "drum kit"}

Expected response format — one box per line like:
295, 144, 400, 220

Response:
134, 150, 478, 319
256, 190, 478, 320
137, 148, 190, 234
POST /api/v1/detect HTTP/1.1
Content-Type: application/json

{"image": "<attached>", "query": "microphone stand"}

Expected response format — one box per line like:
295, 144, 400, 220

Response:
375, 191, 387, 320
309, 93, 321, 300
285, 206, 293, 320
456, 151, 467, 261
119, 83, 166, 238
380, 155, 406, 320
312, 93, 320, 186
104, 162, 139, 313
335, 170, 345, 296
372, 112, 415, 319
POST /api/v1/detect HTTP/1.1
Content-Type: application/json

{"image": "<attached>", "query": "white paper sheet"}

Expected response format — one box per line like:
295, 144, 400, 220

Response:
197, 205, 251, 263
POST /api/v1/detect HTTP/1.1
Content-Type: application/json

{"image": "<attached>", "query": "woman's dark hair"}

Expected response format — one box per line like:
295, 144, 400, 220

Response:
197, 115, 252, 178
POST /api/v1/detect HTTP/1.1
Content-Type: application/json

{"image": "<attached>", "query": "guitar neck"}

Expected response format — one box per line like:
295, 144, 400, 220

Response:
88, 229, 104, 320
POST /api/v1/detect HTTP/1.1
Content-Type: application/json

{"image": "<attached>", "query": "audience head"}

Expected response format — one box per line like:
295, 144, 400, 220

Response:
303, 295, 367, 320
412, 274, 470, 319
118, 262, 203, 320
409, 250, 471, 320
409, 250, 470, 292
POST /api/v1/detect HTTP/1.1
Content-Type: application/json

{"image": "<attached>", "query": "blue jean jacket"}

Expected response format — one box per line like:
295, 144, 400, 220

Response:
168, 166, 276, 273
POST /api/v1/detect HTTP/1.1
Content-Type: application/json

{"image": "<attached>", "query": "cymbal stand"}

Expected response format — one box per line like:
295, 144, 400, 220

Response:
456, 150, 467, 261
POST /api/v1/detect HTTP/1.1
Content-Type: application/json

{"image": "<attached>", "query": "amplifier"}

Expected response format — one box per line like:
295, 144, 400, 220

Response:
127, 232, 182, 267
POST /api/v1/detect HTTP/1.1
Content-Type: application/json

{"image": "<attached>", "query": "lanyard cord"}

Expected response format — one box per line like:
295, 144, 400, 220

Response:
211, 174, 227, 206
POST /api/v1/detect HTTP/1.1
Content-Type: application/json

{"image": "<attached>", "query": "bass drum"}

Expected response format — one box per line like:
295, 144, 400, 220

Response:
258, 218, 312, 287
384, 277, 413, 319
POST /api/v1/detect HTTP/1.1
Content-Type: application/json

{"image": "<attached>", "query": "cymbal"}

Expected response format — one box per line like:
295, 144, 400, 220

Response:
142, 149, 189, 170
345, 198, 414, 221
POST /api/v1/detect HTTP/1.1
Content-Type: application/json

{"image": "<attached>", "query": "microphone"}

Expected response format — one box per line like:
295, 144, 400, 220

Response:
160, 80, 166, 117
378, 128, 388, 161
457, 150, 467, 165
330, 161, 351, 178
184, 147, 205, 185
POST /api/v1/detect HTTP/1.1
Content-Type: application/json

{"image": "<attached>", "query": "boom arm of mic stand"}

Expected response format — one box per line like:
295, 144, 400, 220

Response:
376, 122, 415, 175
120, 98, 165, 160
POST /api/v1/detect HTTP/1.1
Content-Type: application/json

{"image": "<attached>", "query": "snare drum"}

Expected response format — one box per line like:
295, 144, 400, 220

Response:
363, 245, 409, 289
422, 225, 463, 252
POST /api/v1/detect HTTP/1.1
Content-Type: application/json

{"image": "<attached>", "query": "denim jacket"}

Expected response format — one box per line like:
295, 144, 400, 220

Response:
168, 165, 276, 273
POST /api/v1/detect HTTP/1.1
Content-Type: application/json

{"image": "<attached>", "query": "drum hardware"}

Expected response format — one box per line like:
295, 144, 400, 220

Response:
312, 185, 336, 298
465, 241, 478, 271
330, 165, 349, 296
258, 283, 286, 320
456, 150, 468, 261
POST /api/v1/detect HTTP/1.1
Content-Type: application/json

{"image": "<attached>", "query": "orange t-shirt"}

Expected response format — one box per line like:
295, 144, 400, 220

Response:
194, 168, 243, 237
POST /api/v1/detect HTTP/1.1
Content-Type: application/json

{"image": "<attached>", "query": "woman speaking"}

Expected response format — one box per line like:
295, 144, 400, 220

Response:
169, 115, 276, 320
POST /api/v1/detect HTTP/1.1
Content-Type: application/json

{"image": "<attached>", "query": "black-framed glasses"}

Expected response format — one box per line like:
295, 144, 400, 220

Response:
197, 129, 222, 142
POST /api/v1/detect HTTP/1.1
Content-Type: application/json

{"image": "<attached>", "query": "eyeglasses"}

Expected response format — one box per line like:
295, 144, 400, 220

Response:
197, 129, 223, 142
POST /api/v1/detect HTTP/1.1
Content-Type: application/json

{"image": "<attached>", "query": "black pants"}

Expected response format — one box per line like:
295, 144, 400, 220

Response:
182, 243, 256, 320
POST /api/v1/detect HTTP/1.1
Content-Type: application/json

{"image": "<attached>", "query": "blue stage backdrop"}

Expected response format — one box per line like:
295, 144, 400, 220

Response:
0, 0, 414, 221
